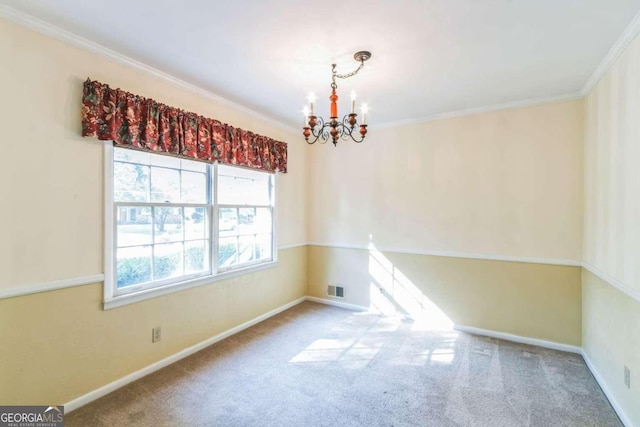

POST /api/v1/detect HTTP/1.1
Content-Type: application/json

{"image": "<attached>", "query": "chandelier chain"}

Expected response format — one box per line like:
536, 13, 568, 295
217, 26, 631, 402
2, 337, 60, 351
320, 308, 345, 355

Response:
331, 60, 365, 90
334, 60, 365, 80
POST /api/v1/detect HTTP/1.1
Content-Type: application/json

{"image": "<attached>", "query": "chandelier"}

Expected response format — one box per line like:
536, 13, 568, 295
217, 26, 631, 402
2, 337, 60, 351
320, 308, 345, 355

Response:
303, 51, 372, 146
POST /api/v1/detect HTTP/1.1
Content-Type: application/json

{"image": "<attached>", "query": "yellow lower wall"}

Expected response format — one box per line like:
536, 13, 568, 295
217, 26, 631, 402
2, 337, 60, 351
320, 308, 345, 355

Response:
2, 245, 610, 410
307, 245, 582, 346
0, 247, 307, 406
582, 269, 640, 426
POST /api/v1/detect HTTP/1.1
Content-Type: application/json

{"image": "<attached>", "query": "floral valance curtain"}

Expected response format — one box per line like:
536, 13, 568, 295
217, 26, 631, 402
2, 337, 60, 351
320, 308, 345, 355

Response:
81, 79, 287, 173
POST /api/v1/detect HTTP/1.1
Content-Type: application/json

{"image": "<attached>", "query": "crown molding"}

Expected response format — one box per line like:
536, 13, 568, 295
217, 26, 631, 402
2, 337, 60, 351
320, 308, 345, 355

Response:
366, 8, 640, 130
370, 8, 640, 131
580, 9, 640, 96
0, 4, 298, 134
371, 91, 583, 130
3, 3, 640, 134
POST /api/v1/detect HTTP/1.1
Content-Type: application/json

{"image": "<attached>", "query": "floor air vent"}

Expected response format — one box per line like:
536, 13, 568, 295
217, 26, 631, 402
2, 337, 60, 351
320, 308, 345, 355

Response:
328, 285, 345, 298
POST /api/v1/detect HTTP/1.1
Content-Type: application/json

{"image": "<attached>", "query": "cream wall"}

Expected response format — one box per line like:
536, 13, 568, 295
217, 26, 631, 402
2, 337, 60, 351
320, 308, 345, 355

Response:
0, 17, 308, 405
582, 29, 640, 427
0, 18, 307, 290
584, 33, 640, 299
306, 99, 585, 348
308, 99, 584, 261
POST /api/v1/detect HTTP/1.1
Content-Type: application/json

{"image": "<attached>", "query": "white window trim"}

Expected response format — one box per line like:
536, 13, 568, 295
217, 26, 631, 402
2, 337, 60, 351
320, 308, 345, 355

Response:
103, 144, 278, 310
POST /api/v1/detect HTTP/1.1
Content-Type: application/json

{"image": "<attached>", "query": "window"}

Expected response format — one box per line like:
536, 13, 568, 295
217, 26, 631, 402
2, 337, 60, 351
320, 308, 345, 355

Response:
105, 146, 276, 307
217, 165, 273, 269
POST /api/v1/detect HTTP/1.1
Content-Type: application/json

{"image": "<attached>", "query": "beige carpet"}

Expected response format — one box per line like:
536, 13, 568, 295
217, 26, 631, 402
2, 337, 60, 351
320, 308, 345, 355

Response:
67, 301, 621, 426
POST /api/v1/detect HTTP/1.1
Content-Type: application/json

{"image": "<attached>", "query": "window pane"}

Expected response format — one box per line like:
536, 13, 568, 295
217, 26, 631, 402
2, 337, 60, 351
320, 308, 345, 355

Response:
255, 233, 272, 260
181, 171, 207, 203
219, 237, 238, 267
185, 207, 207, 240
238, 207, 271, 235
117, 207, 152, 247
255, 208, 272, 233
112, 150, 223, 293
114, 162, 150, 202
239, 235, 255, 263
219, 208, 238, 237
154, 207, 183, 243
117, 246, 152, 288
114, 148, 151, 165
151, 167, 180, 203
218, 165, 271, 205
154, 242, 183, 280
238, 208, 254, 234
185, 240, 209, 274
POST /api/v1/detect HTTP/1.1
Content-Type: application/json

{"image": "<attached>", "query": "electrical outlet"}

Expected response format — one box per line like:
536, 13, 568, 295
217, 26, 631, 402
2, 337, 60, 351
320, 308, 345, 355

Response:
624, 365, 630, 389
152, 326, 161, 343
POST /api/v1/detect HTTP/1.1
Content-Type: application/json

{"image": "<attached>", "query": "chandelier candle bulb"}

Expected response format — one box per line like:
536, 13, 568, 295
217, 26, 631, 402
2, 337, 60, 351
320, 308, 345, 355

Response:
303, 105, 310, 126
307, 92, 316, 116
361, 103, 368, 125
351, 90, 356, 114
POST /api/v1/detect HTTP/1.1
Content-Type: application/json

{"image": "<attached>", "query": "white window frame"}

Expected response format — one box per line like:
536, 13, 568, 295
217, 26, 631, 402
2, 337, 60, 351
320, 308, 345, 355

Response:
103, 145, 278, 309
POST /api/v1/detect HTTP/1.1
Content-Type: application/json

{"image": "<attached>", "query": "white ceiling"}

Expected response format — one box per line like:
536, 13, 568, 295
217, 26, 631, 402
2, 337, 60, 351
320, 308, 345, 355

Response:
2, 0, 640, 128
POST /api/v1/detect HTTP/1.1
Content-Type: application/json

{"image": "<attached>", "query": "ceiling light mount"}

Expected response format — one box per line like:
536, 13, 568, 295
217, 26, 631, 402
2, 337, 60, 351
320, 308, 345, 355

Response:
353, 51, 372, 62
303, 51, 372, 146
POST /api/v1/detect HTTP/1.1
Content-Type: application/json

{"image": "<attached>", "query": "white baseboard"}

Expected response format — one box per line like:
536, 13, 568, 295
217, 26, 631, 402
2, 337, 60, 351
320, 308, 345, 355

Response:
453, 324, 582, 354
64, 296, 306, 412
304, 296, 369, 312
581, 350, 633, 427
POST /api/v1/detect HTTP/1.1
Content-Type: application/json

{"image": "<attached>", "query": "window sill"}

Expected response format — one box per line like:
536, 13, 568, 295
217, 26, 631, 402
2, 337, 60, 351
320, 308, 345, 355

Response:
103, 261, 278, 310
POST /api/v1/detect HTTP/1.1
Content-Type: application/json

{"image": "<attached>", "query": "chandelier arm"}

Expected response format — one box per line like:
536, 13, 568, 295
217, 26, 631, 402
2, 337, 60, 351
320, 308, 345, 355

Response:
347, 131, 365, 143
319, 125, 330, 143
335, 119, 351, 141
341, 115, 356, 130
313, 115, 326, 133
306, 116, 327, 144
305, 132, 321, 145
341, 115, 366, 143
318, 117, 332, 144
